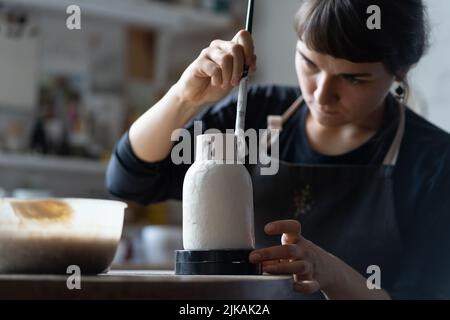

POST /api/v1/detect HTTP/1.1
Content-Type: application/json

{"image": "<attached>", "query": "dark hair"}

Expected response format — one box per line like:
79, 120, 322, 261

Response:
295, 0, 429, 78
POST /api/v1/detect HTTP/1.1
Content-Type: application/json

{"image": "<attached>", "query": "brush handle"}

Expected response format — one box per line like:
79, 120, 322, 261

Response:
235, 77, 248, 135
235, 0, 254, 138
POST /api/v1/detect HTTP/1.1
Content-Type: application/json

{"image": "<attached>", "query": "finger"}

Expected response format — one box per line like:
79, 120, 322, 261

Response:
198, 58, 223, 87
211, 40, 244, 86
281, 232, 302, 245
264, 260, 312, 276
262, 260, 281, 267
231, 30, 255, 67
249, 54, 257, 72
265, 220, 301, 236
265, 220, 302, 245
249, 244, 305, 263
230, 43, 244, 85
207, 48, 233, 88
293, 280, 321, 294
294, 272, 313, 283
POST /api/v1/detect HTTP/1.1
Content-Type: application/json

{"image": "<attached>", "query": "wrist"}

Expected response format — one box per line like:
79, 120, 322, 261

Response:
318, 251, 391, 300
168, 83, 203, 116
319, 253, 347, 297
312, 245, 341, 293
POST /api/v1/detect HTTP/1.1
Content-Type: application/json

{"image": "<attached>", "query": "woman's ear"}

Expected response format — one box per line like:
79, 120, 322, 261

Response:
395, 68, 410, 82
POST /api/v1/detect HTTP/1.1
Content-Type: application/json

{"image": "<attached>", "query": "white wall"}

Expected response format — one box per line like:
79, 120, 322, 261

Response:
410, 0, 450, 132
252, 0, 300, 86
0, 24, 39, 110
251, 0, 450, 132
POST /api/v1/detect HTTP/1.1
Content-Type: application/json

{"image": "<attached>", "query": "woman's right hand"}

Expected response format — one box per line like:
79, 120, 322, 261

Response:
171, 30, 257, 110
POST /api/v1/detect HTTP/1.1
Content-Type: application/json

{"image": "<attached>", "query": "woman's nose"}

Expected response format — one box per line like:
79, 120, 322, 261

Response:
314, 75, 338, 106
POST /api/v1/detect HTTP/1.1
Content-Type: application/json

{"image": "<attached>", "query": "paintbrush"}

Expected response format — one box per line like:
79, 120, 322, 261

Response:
234, 0, 254, 161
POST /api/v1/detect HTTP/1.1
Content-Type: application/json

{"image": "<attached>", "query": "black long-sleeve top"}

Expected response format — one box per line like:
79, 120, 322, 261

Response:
107, 85, 450, 299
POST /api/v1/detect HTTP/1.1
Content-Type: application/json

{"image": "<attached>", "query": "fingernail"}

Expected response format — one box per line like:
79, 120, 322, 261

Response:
265, 225, 274, 233
232, 78, 239, 86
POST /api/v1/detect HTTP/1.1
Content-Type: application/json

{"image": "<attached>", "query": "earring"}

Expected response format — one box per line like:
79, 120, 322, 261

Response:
395, 83, 406, 104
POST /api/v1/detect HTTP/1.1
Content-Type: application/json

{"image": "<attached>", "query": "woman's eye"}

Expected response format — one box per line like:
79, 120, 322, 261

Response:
343, 76, 364, 85
304, 59, 316, 69
300, 55, 316, 70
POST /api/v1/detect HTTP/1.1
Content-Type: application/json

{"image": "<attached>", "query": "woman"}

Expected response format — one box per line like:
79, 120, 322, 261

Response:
107, 0, 450, 299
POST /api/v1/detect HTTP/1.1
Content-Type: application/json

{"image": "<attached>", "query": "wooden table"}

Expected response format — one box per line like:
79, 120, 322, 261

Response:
0, 270, 294, 300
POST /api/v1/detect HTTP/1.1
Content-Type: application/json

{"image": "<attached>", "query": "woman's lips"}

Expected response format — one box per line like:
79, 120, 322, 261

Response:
317, 105, 339, 115
306, 100, 340, 116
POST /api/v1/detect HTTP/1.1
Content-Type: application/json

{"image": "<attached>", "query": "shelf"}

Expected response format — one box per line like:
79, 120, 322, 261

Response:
0, 152, 107, 175
3, 0, 234, 33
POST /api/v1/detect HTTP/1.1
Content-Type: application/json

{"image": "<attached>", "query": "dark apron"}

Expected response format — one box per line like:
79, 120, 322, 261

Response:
250, 96, 405, 296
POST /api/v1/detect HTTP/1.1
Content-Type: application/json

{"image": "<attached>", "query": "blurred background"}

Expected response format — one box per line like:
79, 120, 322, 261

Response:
0, 0, 449, 269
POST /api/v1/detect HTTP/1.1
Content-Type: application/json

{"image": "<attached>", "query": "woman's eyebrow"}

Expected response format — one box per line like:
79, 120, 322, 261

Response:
340, 72, 373, 78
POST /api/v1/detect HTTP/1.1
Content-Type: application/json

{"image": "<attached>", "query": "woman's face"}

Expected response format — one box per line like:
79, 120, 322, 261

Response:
295, 40, 396, 128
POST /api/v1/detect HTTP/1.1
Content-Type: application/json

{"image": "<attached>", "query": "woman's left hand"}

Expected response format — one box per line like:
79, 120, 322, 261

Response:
249, 219, 336, 294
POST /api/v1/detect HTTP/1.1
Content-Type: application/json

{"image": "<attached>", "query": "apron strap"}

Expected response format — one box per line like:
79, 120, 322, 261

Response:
382, 103, 406, 166
263, 95, 405, 166
281, 96, 305, 124
266, 96, 305, 131
261, 96, 304, 152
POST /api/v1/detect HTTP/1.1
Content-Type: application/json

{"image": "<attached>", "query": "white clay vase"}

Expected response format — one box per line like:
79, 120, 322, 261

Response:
182, 133, 255, 250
